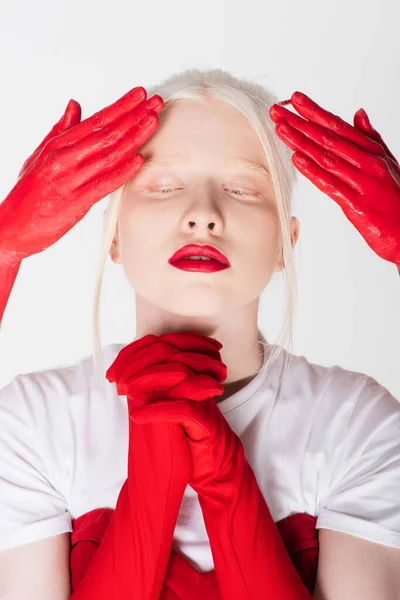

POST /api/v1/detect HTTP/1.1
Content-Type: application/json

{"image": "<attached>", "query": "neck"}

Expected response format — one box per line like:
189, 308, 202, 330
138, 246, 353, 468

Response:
134, 295, 265, 403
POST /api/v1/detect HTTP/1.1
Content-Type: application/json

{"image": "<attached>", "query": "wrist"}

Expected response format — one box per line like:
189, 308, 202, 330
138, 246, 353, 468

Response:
0, 246, 24, 269
191, 437, 248, 500
0, 253, 22, 326
0, 187, 29, 262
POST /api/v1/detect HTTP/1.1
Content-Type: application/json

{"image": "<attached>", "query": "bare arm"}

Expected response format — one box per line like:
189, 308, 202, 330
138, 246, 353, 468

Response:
313, 529, 400, 599
0, 533, 71, 600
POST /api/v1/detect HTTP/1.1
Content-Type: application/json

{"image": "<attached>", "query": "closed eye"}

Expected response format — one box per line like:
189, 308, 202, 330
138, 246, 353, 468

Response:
150, 188, 182, 195
226, 189, 256, 198
151, 188, 255, 198
229, 189, 247, 196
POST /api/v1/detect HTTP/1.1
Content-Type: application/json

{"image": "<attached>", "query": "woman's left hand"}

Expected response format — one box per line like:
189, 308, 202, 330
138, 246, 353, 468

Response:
269, 92, 400, 269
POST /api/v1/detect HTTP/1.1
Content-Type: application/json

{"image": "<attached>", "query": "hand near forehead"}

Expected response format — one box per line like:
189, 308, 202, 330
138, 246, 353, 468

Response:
269, 92, 400, 271
0, 87, 163, 264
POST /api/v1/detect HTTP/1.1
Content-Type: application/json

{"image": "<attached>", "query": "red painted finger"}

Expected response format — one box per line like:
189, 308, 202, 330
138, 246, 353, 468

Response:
60, 86, 148, 145
143, 94, 164, 114
293, 151, 400, 265
75, 153, 145, 203
271, 92, 385, 159
292, 152, 361, 217
61, 99, 82, 130
72, 112, 159, 188
271, 103, 385, 167
41, 99, 82, 146
276, 121, 367, 193
67, 102, 158, 162
354, 108, 399, 167
18, 99, 82, 178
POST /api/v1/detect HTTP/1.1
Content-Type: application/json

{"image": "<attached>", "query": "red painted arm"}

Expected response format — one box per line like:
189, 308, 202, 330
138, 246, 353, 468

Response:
0, 250, 21, 328
0, 89, 163, 328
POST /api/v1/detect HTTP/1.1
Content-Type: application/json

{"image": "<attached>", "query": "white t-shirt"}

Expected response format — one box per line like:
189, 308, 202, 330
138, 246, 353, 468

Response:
0, 342, 399, 572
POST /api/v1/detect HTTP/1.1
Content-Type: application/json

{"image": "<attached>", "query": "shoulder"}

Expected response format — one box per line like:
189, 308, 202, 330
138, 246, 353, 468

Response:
273, 345, 400, 449
0, 343, 125, 427
276, 345, 398, 408
0, 345, 123, 551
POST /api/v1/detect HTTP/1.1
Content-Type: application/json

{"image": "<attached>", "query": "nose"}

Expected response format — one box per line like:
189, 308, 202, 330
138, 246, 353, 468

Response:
183, 194, 223, 234
189, 221, 216, 230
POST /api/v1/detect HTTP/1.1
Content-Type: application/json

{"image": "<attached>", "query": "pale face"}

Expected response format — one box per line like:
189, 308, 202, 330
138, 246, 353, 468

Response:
111, 98, 297, 323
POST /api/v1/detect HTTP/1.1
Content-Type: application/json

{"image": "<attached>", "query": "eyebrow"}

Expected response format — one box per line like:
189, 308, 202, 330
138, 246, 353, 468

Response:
139, 153, 272, 182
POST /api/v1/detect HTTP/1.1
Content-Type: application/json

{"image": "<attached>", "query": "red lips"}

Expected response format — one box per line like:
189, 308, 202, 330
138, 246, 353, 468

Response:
168, 244, 230, 266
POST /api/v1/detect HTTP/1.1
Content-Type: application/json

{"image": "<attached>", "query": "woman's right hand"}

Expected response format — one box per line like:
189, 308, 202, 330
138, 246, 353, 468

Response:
0, 87, 163, 263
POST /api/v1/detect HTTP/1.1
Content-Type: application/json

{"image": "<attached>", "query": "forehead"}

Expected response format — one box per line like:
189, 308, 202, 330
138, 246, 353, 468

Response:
140, 98, 267, 163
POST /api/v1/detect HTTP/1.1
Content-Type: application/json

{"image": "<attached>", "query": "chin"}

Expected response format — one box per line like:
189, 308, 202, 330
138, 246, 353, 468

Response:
166, 295, 231, 316
167, 305, 222, 318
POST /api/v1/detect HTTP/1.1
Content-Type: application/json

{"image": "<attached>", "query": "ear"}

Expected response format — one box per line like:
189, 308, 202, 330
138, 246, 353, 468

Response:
104, 209, 122, 265
110, 237, 122, 264
274, 216, 300, 273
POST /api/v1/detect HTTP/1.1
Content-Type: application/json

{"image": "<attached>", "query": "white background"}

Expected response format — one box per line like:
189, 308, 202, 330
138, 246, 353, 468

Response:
0, 0, 399, 398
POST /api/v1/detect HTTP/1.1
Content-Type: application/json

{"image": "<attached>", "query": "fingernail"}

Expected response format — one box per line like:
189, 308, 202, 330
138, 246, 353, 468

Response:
139, 114, 154, 128
356, 108, 372, 129
294, 154, 308, 165
293, 91, 307, 105
362, 109, 371, 126
277, 121, 292, 134
270, 104, 284, 116
145, 95, 161, 109
133, 87, 146, 101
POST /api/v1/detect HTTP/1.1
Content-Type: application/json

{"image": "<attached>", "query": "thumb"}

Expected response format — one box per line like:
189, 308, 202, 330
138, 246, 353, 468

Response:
50, 99, 82, 137
61, 98, 82, 130
354, 108, 399, 166
18, 98, 82, 179
354, 108, 374, 135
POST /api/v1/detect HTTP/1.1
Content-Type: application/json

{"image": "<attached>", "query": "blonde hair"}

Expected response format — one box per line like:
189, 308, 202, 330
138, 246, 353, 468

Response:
92, 69, 298, 387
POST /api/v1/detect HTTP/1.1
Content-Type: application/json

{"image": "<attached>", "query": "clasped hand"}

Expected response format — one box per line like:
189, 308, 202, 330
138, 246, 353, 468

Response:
106, 331, 241, 494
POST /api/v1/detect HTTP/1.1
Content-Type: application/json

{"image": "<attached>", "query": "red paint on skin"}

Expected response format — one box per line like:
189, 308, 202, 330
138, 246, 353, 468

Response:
1, 88, 400, 332
0, 89, 164, 325
270, 94, 400, 269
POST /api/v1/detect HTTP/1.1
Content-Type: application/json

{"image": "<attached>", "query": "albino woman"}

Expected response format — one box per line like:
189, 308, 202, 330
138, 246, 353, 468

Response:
0, 69, 399, 599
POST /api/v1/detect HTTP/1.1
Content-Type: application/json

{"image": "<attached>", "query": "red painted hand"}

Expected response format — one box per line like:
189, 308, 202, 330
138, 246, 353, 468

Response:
0, 87, 163, 264
270, 92, 400, 268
